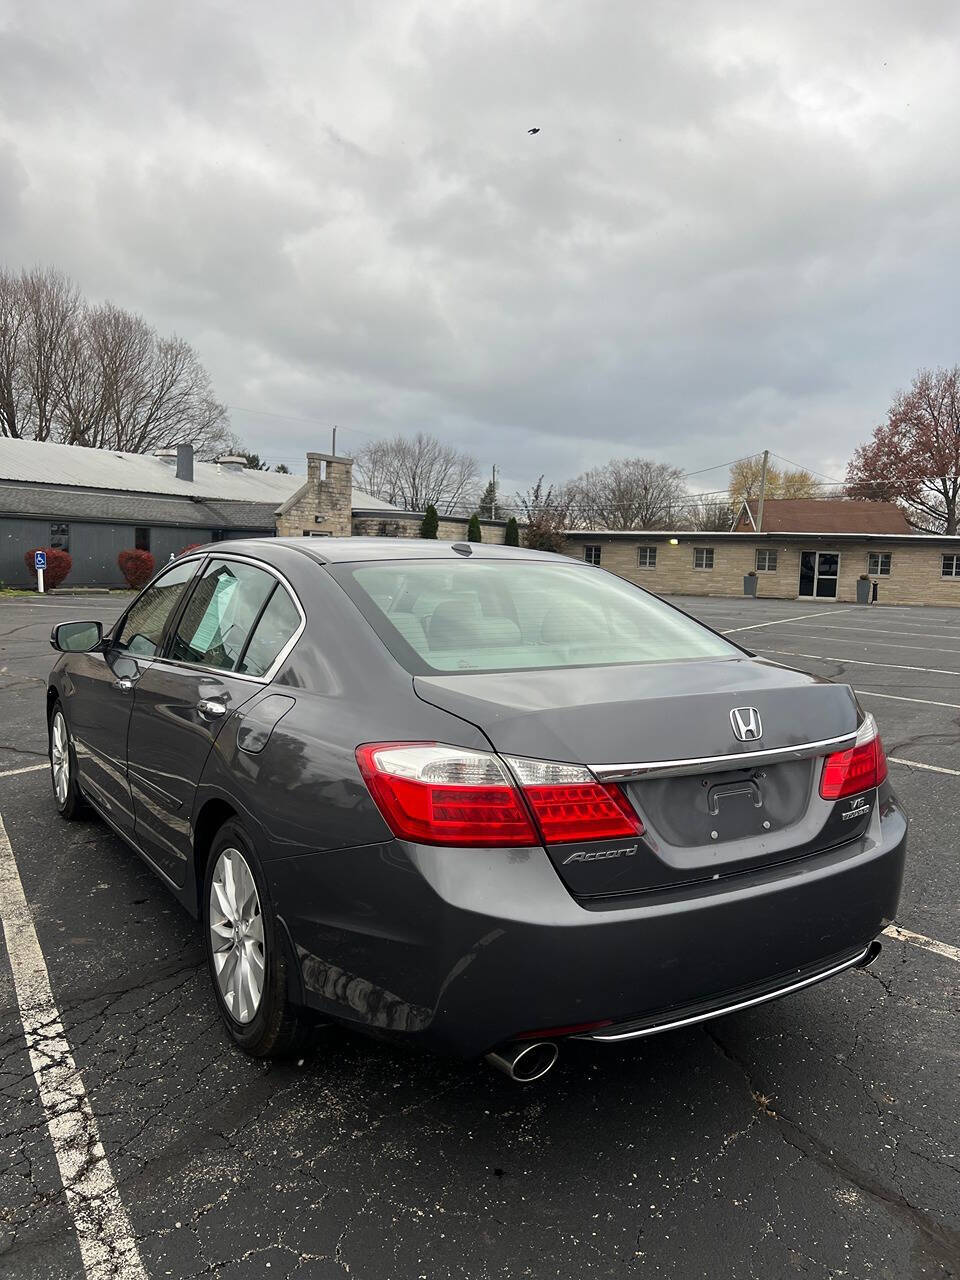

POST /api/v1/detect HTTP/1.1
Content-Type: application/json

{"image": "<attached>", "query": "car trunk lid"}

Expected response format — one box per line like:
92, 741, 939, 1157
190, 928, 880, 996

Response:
414, 657, 867, 896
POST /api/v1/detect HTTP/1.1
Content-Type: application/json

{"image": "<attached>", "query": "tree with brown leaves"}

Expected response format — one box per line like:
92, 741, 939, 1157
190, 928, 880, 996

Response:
846, 367, 960, 534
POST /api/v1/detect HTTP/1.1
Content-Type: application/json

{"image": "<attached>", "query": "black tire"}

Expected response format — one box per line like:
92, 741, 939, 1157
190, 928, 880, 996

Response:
49, 700, 85, 821
202, 820, 311, 1058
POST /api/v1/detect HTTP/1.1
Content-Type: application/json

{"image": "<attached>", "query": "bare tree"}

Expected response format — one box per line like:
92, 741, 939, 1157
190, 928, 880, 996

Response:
515, 476, 575, 552
572, 457, 687, 529
0, 270, 27, 438
685, 495, 735, 531
20, 268, 80, 441
0, 265, 230, 456
354, 432, 480, 513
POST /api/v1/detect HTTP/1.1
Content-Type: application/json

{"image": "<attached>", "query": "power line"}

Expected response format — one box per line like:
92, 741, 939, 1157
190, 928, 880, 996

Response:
768, 452, 846, 484
681, 452, 763, 479
226, 405, 381, 441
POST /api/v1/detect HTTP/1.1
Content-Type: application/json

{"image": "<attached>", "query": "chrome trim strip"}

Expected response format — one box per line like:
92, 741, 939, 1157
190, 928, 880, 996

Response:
589, 731, 857, 781
579, 944, 872, 1042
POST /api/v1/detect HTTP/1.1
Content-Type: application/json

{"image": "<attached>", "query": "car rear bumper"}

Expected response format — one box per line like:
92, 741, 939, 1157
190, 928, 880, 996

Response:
269, 797, 906, 1060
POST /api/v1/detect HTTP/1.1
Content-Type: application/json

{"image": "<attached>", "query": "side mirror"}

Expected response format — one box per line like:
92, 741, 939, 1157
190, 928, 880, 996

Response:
51, 621, 103, 653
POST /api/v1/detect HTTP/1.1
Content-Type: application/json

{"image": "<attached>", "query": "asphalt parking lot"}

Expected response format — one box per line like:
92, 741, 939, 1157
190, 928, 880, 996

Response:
0, 591, 958, 1280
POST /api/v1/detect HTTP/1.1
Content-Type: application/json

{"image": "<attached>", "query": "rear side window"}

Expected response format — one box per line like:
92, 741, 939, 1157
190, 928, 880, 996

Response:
237, 586, 302, 676
115, 559, 199, 657
333, 559, 737, 674
169, 560, 276, 671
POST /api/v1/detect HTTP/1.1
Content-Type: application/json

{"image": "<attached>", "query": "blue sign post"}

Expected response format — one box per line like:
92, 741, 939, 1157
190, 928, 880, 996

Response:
34, 550, 47, 593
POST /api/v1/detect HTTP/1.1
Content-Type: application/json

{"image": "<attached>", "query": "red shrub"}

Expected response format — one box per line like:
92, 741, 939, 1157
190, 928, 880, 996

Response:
179, 542, 204, 555
118, 549, 155, 590
24, 547, 72, 590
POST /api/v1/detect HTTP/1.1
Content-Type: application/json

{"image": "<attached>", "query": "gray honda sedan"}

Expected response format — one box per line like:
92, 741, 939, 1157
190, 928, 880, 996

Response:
47, 539, 905, 1081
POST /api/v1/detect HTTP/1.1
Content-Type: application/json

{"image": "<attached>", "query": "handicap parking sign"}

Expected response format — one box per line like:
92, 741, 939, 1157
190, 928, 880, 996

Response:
34, 551, 47, 570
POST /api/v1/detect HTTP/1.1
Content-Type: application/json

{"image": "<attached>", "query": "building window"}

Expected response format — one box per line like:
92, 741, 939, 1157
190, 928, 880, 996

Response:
868, 552, 891, 576
135, 527, 151, 552
694, 547, 715, 570
584, 545, 602, 565
49, 522, 69, 552
755, 549, 778, 572
942, 554, 960, 578
637, 546, 657, 569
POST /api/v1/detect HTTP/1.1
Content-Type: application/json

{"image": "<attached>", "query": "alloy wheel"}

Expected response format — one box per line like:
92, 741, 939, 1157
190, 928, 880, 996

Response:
51, 711, 70, 806
209, 847, 265, 1024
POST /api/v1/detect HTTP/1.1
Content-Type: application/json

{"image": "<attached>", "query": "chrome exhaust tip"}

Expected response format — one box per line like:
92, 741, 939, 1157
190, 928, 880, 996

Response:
856, 939, 882, 969
485, 1040, 559, 1082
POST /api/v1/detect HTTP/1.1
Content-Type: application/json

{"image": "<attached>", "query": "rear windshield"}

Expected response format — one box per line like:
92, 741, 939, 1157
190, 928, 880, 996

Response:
333, 558, 738, 674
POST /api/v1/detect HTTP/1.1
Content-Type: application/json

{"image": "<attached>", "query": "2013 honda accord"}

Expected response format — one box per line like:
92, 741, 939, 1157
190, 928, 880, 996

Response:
47, 539, 906, 1080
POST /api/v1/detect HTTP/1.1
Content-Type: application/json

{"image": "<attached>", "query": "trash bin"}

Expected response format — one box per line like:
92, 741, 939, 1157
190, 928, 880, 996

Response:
856, 577, 871, 604
743, 574, 758, 597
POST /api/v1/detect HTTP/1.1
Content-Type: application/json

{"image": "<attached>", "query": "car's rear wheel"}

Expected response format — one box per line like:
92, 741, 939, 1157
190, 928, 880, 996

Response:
49, 702, 84, 820
202, 821, 311, 1058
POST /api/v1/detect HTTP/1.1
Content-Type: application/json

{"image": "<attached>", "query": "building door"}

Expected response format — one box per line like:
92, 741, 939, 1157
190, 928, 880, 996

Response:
799, 550, 840, 598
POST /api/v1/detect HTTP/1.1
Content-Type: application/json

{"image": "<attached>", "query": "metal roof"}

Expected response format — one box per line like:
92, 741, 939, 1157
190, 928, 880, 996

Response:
0, 437, 395, 511
0, 482, 278, 529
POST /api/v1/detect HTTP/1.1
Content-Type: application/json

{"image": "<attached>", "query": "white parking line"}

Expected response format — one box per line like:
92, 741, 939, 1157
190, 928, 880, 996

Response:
0, 813, 148, 1279
883, 925, 960, 964
722, 608, 857, 634
0, 763, 48, 779
783, 621, 960, 641
888, 756, 960, 777
758, 632, 960, 657
757, 648, 960, 678
857, 689, 960, 710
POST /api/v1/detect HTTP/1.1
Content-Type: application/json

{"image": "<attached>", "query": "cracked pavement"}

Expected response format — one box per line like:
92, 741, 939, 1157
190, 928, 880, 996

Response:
0, 593, 957, 1279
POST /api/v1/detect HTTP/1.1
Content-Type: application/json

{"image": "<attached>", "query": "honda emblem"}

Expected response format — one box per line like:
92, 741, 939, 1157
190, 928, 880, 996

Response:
730, 707, 762, 742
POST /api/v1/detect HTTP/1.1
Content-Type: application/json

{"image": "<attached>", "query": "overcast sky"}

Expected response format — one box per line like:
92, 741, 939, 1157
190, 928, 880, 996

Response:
2, 0, 959, 497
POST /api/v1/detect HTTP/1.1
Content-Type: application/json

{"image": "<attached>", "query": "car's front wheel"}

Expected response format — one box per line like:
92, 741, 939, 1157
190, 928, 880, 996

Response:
202, 821, 311, 1058
49, 701, 84, 820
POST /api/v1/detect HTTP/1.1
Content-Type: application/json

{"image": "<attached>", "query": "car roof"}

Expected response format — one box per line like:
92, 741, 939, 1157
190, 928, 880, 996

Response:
207, 537, 568, 566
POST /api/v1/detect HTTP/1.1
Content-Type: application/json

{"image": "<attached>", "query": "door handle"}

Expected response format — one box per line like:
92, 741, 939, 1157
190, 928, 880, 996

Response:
114, 678, 134, 692
197, 698, 227, 720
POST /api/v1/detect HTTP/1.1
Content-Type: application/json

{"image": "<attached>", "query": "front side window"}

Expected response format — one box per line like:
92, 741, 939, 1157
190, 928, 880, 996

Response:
868, 552, 891, 576
333, 559, 739, 675
755, 549, 778, 572
637, 546, 657, 568
50, 522, 69, 552
115, 559, 199, 657
583, 545, 601, 566
694, 547, 715, 570
942, 554, 960, 578
169, 559, 276, 671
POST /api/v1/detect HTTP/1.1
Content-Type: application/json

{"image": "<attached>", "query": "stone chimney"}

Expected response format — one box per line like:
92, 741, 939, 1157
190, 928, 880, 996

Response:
176, 442, 194, 483
276, 452, 354, 537
216, 454, 247, 474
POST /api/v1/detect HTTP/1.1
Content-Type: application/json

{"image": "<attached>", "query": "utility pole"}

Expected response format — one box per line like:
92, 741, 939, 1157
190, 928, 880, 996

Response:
331, 426, 337, 457
491, 464, 497, 521
756, 449, 769, 532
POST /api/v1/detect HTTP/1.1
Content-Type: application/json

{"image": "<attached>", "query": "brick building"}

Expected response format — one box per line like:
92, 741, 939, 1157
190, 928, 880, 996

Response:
558, 497, 960, 606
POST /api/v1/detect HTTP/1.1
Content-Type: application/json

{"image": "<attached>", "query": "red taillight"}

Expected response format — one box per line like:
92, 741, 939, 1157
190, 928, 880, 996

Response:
522, 783, 643, 843
356, 743, 644, 848
819, 714, 888, 800
505, 756, 644, 845
356, 743, 537, 847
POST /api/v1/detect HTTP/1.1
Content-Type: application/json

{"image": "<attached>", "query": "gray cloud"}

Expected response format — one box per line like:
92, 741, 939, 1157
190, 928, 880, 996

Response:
1, 0, 958, 494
